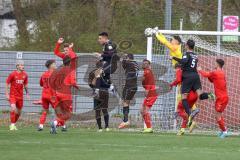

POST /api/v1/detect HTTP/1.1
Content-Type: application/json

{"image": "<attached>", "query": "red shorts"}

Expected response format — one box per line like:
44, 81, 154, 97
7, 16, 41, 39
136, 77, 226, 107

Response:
41, 97, 55, 110
54, 100, 73, 121
215, 96, 228, 112
9, 96, 23, 110
177, 91, 197, 113
143, 96, 157, 108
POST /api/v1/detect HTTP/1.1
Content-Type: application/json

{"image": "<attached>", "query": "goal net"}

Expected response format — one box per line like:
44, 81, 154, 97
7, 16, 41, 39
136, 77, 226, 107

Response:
147, 29, 240, 133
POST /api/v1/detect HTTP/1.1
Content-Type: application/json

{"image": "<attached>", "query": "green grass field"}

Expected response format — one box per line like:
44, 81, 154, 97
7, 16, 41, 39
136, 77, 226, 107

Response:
0, 127, 239, 160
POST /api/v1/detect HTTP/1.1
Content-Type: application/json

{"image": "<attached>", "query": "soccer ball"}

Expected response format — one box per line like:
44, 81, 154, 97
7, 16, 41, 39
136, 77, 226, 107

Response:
144, 28, 153, 37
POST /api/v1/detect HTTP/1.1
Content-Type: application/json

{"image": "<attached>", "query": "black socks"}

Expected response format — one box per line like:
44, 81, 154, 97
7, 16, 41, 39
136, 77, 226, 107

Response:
123, 106, 129, 122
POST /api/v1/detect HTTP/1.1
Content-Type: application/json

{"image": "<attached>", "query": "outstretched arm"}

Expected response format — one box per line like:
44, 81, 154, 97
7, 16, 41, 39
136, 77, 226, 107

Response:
156, 33, 178, 52
198, 70, 212, 78
172, 53, 189, 64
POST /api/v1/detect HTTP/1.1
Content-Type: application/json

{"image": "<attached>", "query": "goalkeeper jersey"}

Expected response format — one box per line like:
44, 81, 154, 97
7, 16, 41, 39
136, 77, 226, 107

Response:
156, 33, 182, 66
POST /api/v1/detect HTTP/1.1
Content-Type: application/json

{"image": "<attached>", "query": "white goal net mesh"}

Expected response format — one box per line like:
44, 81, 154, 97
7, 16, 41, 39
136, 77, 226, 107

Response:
150, 30, 240, 133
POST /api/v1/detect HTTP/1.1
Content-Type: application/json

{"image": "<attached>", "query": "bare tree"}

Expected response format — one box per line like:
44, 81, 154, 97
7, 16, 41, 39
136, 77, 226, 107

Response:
95, 0, 113, 32
12, 0, 29, 46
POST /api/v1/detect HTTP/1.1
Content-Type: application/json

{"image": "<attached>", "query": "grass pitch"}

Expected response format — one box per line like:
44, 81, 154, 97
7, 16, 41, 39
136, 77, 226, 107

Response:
0, 127, 239, 160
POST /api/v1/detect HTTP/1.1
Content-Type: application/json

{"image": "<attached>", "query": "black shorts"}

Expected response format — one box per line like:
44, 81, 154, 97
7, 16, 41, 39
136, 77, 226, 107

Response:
181, 73, 202, 94
122, 86, 137, 101
94, 90, 109, 110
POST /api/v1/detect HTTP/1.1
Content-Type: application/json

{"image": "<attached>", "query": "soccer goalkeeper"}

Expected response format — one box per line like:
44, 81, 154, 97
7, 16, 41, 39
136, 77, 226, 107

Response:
155, 33, 182, 66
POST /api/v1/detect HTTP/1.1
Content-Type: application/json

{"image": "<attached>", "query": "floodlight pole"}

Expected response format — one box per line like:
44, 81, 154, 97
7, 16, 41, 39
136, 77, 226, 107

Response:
165, 0, 172, 30
217, 0, 222, 52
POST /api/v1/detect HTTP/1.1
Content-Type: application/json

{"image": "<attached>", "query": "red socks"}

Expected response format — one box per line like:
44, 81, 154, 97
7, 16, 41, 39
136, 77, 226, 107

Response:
178, 111, 188, 128
217, 117, 226, 132
10, 111, 15, 123
10, 111, 20, 123
15, 114, 20, 122
143, 112, 152, 128
39, 111, 47, 125
56, 118, 65, 127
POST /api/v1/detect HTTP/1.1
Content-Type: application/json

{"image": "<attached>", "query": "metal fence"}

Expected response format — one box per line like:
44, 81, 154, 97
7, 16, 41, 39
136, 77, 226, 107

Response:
0, 51, 176, 129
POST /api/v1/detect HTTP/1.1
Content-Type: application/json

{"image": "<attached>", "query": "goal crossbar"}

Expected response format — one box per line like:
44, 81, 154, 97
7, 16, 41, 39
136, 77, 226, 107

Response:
157, 30, 240, 36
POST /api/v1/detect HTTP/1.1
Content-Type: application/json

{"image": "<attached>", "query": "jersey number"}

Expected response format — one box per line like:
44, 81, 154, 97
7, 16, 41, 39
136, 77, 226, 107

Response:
191, 59, 196, 68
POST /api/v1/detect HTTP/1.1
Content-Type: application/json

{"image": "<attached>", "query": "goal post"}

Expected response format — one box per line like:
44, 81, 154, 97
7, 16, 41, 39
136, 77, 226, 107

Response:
146, 28, 240, 133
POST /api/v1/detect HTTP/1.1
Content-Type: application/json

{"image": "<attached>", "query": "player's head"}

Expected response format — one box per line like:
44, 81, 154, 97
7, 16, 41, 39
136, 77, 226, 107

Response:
127, 53, 134, 60
63, 43, 70, 53
63, 55, 71, 66
98, 32, 109, 45
123, 53, 134, 60
185, 39, 195, 50
171, 35, 182, 45
216, 59, 225, 68
16, 59, 24, 71
45, 59, 56, 70
174, 63, 181, 69
142, 59, 151, 69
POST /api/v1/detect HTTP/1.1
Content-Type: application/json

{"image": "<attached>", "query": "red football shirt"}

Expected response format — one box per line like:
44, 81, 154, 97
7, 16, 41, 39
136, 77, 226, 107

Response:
199, 69, 228, 98
142, 68, 157, 97
6, 71, 28, 99
54, 43, 77, 59
53, 43, 77, 85
170, 68, 182, 87
40, 70, 54, 98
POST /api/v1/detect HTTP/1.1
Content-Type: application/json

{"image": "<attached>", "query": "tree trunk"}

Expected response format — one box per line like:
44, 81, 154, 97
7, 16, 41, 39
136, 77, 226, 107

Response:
12, 0, 29, 46
95, 0, 113, 32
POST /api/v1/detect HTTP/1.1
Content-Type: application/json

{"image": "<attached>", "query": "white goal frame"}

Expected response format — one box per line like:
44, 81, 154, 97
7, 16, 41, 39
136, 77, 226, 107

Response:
146, 30, 240, 60
146, 29, 240, 132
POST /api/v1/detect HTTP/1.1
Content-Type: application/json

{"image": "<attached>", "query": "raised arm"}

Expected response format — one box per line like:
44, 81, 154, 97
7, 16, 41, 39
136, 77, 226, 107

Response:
156, 33, 178, 52
54, 38, 65, 59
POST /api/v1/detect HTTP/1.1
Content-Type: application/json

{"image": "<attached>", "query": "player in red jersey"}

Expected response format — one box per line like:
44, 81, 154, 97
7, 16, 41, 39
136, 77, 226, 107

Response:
37, 60, 57, 131
33, 38, 77, 106
49, 56, 79, 134
54, 38, 77, 87
5, 60, 29, 131
54, 38, 77, 59
170, 64, 199, 135
198, 59, 229, 138
141, 59, 158, 133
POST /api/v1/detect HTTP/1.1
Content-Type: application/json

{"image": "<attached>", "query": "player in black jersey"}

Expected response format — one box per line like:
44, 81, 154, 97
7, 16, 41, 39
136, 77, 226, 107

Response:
95, 32, 120, 94
118, 54, 139, 129
171, 39, 202, 125
88, 61, 110, 132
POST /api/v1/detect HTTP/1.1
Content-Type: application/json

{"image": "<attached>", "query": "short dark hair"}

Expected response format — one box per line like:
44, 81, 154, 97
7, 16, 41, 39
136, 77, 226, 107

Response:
63, 43, 69, 48
143, 59, 151, 64
63, 56, 71, 66
99, 32, 108, 37
216, 59, 225, 68
186, 39, 195, 50
127, 53, 134, 60
173, 35, 182, 44
45, 59, 56, 68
